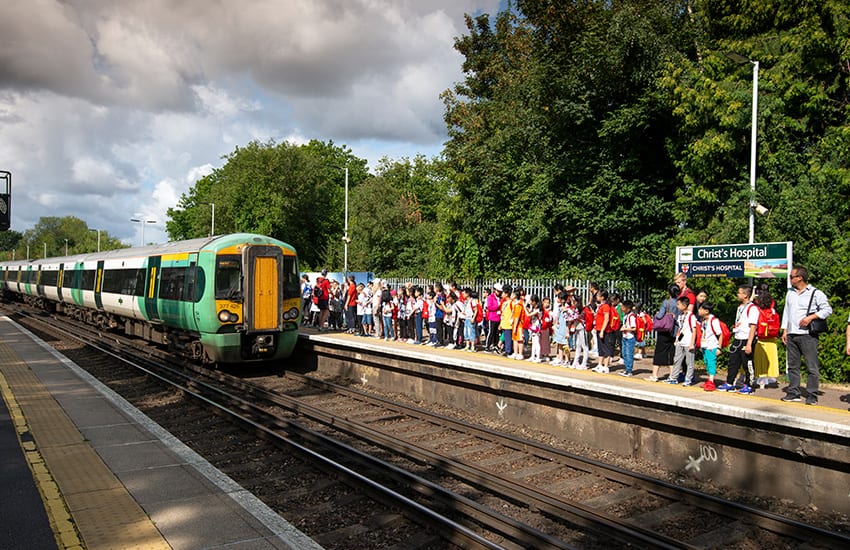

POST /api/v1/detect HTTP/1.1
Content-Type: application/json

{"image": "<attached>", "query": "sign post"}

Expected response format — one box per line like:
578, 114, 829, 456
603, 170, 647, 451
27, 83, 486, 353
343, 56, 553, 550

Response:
676, 242, 792, 282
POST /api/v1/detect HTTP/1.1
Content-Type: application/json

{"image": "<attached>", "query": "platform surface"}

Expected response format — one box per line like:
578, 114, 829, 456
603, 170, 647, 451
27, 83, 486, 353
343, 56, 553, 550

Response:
0, 316, 322, 550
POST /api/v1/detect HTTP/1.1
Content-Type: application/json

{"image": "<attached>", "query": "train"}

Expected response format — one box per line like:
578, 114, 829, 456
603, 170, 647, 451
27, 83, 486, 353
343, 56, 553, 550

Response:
0, 233, 301, 364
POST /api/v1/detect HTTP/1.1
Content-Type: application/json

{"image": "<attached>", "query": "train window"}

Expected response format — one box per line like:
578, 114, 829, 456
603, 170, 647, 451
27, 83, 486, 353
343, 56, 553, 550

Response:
79, 270, 96, 290
159, 267, 186, 301
183, 264, 205, 302
215, 255, 242, 300
102, 269, 145, 295
283, 256, 300, 298
40, 270, 59, 286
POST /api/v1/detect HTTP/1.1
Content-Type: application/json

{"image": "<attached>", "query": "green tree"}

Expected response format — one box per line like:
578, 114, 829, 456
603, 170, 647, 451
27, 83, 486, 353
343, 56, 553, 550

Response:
659, 1, 850, 290
0, 229, 22, 260
342, 156, 446, 276
443, 2, 692, 280
13, 217, 124, 258
166, 140, 369, 271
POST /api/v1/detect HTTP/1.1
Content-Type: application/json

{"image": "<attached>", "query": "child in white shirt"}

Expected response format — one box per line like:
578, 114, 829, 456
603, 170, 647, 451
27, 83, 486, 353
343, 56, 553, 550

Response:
667, 296, 697, 385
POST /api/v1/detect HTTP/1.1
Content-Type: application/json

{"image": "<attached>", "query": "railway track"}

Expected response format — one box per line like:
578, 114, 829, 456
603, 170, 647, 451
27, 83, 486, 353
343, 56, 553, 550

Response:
7, 305, 850, 549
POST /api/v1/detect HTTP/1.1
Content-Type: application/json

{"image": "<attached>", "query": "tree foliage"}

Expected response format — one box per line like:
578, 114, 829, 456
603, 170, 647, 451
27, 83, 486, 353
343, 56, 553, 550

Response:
1, 217, 124, 259
166, 140, 367, 270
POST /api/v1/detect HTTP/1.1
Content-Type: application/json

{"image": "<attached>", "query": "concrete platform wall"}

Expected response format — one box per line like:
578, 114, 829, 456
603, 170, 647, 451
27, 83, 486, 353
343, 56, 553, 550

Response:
294, 338, 850, 514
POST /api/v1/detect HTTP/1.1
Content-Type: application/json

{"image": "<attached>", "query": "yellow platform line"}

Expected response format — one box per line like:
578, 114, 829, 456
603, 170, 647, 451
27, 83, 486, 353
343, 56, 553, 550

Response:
0, 369, 83, 550
0, 340, 170, 550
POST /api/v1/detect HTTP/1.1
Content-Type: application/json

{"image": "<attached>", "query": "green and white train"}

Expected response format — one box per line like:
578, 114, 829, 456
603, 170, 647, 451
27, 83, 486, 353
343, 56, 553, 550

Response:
0, 233, 301, 364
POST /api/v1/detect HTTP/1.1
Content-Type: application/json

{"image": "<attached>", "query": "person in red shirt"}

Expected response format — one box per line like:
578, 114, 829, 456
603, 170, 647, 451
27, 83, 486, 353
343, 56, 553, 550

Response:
675, 272, 696, 313
592, 290, 615, 373
317, 269, 331, 331
345, 275, 358, 333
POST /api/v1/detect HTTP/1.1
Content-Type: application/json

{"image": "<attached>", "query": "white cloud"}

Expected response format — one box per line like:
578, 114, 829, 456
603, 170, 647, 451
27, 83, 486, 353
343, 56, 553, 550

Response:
0, 0, 500, 243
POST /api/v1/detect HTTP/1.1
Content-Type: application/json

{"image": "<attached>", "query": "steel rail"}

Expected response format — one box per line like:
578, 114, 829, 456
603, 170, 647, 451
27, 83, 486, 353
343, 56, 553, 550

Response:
21, 311, 571, 550
287, 372, 850, 548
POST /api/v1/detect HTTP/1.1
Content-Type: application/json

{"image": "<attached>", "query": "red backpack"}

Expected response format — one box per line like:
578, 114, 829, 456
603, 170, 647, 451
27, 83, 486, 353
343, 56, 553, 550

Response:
718, 319, 732, 348
757, 306, 780, 338
583, 306, 594, 332
635, 314, 646, 342
475, 302, 484, 324
606, 305, 621, 332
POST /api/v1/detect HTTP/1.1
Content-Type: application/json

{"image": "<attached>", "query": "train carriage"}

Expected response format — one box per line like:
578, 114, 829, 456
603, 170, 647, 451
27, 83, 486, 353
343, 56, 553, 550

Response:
0, 233, 301, 364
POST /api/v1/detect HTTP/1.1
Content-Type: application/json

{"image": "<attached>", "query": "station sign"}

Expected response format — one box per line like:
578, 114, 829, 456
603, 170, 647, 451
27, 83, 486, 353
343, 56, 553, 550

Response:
676, 242, 792, 279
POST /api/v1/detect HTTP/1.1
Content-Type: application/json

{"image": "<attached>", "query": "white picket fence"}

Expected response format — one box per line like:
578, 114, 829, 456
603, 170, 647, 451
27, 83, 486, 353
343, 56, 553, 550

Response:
381, 277, 654, 309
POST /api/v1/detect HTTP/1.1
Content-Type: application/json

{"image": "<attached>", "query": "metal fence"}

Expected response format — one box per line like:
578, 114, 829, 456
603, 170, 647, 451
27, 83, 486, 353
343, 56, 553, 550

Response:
381, 277, 654, 309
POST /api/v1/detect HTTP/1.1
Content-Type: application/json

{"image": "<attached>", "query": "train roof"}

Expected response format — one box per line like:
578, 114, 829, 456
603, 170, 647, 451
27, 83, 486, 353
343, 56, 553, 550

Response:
0, 233, 295, 267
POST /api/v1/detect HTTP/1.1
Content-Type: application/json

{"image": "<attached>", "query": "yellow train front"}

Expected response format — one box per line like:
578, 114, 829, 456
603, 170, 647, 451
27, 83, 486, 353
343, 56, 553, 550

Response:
0, 233, 301, 364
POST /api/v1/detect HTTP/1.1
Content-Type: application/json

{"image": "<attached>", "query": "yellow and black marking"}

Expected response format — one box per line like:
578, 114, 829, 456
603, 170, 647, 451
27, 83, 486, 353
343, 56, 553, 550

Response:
0, 370, 83, 550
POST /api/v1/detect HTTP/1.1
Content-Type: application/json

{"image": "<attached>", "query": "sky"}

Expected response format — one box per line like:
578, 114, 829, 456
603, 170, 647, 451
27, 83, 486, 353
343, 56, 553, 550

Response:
0, 0, 502, 246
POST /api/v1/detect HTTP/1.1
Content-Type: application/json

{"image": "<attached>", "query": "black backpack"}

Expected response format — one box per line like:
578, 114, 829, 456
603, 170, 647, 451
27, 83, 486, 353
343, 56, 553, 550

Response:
313, 284, 325, 300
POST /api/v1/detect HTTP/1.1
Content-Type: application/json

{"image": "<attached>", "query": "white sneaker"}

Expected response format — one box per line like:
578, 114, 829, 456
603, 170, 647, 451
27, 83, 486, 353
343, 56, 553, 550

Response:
575, 364, 588, 370
616, 358, 625, 365
446, 343, 455, 349
634, 353, 643, 360
592, 365, 609, 374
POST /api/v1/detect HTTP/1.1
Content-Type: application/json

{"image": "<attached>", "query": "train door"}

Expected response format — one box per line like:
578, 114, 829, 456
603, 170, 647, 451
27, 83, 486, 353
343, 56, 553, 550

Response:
94, 260, 105, 310
243, 246, 283, 332
143, 256, 161, 322
57, 263, 64, 303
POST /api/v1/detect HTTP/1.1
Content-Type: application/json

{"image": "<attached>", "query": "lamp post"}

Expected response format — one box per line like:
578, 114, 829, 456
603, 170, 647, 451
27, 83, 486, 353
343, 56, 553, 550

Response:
327, 164, 350, 277
43, 242, 47, 258
727, 53, 759, 244
130, 218, 156, 247
64, 238, 68, 256
90, 229, 101, 252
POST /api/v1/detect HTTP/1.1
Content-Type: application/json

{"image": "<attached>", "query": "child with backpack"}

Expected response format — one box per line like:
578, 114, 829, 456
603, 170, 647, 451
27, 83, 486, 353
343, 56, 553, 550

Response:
698, 301, 722, 391
667, 296, 698, 385
540, 297, 553, 362
510, 290, 527, 359
592, 290, 616, 373
753, 287, 780, 388
528, 295, 543, 362
618, 300, 637, 376
634, 302, 653, 360
571, 294, 591, 369
552, 292, 570, 366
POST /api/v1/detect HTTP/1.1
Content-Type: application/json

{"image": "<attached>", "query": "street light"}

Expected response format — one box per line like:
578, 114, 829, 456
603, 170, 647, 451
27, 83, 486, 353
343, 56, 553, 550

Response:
727, 53, 759, 244
90, 229, 101, 252
64, 238, 68, 256
43, 242, 47, 258
130, 218, 157, 247
327, 164, 350, 277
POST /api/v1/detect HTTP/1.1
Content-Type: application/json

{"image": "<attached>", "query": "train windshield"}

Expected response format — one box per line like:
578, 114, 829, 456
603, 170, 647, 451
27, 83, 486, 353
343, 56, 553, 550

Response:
283, 256, 300, 298
215, 255, 242, 300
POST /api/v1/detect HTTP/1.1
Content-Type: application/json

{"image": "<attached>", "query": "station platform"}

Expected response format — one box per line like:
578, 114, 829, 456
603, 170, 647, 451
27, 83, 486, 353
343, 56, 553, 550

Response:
300, 329, 850, 514
0, 316, 322, 550
303, 328, 850, 430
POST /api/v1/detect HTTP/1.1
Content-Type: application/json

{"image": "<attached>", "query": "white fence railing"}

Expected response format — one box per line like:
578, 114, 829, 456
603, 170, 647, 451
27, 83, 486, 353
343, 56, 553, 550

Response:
381, 277, 655, 309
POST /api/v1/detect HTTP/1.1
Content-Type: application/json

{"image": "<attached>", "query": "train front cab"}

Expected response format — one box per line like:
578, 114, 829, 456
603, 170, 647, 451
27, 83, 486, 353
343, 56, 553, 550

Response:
202, 241, 300, 363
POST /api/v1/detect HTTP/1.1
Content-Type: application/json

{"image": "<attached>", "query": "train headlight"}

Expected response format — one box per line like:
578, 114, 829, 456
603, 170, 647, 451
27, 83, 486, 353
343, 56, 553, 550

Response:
218, 309, 239, 323
282, 307, 299, 320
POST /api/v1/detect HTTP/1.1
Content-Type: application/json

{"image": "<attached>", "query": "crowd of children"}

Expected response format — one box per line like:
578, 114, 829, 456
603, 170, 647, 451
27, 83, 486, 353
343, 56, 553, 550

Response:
303, 278, 664, 371
301, 272, 842, 406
